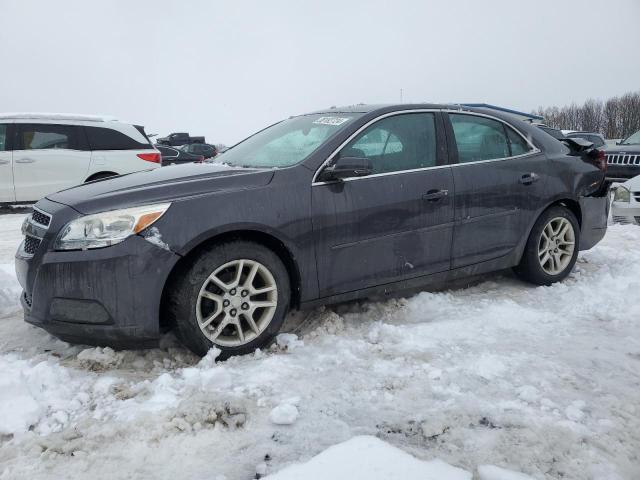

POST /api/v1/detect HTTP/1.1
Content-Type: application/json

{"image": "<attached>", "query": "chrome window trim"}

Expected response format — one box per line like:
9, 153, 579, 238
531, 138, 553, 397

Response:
311, 108, 540, 185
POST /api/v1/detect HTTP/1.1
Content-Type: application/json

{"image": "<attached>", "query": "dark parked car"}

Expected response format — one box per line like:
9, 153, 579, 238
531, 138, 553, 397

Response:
533, 124, 566, 140
157, 145, 204, 166
604, 129, 640, 181
156, 132, 205, 146
564, 131, 606, 148
16, 104, 609, 358
180, 143, 218, 159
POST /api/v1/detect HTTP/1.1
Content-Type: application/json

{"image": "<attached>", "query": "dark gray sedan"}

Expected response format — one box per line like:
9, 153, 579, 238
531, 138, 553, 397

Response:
16, 104, 609, 357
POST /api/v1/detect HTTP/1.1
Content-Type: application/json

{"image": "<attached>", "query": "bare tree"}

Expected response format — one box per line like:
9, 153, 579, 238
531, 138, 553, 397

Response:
533, 90, 640, 139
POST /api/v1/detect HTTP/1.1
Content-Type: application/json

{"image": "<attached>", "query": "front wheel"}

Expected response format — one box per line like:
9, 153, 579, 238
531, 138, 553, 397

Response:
514, 206, 580, 286
167, 241, 290, 358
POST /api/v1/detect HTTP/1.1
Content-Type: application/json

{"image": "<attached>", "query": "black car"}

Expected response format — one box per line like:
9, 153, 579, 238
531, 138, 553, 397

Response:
534, 124, 566, 140
16, 104, 609, 358
565, 131, 606, 148
180, 143, 218, 159
156, 132, 205, 146
156, 145, 204, 166
605, 129, 640, 182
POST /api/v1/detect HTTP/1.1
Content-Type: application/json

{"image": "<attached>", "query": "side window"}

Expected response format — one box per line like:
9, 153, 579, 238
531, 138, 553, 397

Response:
0, 124, 6, 151
19, 124, 81, 150
85, 126, 151, 150
340, 113, 437, 174
506, 126, 533, 156
450, 114, 510, 162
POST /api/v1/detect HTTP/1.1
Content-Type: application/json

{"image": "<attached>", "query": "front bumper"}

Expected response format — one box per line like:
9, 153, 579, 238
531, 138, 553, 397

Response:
611, 202, 640, 226
605, 164, 640, 182
16, 233, 180, 349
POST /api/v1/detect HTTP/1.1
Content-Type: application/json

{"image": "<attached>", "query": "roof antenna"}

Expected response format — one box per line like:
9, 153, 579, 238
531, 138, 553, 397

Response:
400, 88, 403, 103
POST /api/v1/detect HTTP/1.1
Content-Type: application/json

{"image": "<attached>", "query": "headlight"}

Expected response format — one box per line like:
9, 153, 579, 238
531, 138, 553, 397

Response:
54, 203, 171, 250
613, 186, 630, 203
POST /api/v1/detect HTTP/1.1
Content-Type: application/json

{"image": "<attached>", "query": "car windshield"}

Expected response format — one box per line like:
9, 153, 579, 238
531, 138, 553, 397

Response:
621, 130, 640, 145
213, 114, 359, 168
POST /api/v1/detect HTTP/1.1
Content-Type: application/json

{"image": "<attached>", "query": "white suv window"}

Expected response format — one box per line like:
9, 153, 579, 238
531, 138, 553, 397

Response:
20, 124, 78, 150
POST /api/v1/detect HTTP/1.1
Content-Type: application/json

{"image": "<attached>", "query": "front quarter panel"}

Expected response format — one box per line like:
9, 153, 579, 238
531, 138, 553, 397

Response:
149, 167, 318, 301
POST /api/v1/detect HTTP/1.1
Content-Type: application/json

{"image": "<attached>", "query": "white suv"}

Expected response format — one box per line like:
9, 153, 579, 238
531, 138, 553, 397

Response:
0, 113, 161, 203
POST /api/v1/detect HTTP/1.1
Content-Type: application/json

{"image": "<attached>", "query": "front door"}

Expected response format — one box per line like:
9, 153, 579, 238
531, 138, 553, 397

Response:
0, 124, 15, 202
445, 112, 549, 268
13, 123, 91, 202
312, 112, 454, 297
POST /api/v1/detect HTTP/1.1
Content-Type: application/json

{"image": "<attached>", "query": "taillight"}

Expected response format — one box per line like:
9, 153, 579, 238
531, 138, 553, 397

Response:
137, 152, 161, 163
590, 149, 607, 172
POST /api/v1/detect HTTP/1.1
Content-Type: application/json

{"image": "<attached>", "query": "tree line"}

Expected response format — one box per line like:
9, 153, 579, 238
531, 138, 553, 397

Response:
533, 90, 640, 140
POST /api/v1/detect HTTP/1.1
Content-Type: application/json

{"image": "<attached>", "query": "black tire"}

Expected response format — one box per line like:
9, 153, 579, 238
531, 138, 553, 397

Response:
167, 241, 290, 359
514, 206, 580, 286
86, 172, 117, 182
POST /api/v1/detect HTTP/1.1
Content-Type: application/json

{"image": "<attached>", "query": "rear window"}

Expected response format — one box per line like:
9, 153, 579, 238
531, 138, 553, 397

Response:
85, 126, 152, 151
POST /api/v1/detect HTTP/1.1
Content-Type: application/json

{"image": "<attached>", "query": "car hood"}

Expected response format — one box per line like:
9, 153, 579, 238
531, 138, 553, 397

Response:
605, 144, 640, 154
47, 163, 274, 214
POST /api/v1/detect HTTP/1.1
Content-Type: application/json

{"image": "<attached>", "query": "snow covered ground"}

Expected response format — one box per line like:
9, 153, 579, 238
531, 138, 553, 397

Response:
0, 212, 639, 479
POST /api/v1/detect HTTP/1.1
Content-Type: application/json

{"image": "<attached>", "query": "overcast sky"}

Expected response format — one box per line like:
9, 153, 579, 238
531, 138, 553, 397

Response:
1, 0, 639, 144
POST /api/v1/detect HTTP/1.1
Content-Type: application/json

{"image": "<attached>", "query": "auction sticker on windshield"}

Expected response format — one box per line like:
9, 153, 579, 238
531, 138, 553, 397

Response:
312, 116, 351, 126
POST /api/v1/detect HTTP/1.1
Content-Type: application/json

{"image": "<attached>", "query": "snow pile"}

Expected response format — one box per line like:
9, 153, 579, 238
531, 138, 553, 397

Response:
264, 435, 472, 480
0, 263, 22, 315
269, 399, 299, 425
0, 213, 27, 315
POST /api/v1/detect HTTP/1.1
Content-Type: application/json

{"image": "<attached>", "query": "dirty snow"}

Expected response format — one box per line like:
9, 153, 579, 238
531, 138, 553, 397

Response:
0, 212, 639, 479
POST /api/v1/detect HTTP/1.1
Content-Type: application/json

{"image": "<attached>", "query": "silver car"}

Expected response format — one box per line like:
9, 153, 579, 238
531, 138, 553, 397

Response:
612, 175, 640, 225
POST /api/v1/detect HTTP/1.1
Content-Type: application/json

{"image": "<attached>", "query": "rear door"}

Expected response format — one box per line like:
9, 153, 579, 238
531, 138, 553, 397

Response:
312, 111, 454, 296
0, 123, 15, 202
445, 112, 549, 268
13, 123, 91, 202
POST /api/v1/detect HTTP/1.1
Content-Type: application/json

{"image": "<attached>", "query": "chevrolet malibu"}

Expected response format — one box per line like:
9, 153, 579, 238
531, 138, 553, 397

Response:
16, 104, 610, 358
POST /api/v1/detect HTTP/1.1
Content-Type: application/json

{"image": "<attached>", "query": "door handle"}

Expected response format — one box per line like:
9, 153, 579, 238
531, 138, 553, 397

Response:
0, 159, 9, 165
519, 173, 539, 185
15, 158, 36, 164
422, 189, 449, 202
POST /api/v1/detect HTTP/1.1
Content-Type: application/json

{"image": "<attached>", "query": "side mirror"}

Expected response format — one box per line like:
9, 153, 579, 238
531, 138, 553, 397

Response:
319, 156, 373, 182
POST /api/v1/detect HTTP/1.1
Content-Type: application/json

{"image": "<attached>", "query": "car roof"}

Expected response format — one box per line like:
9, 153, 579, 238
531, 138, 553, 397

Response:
565, 131, 603, 136
306, 103, 456, 115
0, 112, 119, 122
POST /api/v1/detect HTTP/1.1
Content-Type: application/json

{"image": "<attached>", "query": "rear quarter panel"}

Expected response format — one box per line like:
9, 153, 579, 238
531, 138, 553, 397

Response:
88, 150, 160, 177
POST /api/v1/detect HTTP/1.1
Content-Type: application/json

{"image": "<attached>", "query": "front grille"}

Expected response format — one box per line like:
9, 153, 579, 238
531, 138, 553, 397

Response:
606, 154, 640, 166
32, 209, 51, 226
613, 215, 632, 224
24, 235, 42, 255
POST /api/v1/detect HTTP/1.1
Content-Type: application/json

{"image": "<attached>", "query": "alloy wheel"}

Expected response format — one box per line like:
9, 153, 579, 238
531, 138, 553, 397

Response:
196, 259, 278, 347
537, 217, 575, 276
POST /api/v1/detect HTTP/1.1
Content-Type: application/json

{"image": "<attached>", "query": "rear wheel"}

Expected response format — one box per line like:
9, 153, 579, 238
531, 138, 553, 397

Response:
514, 206, 580, 285
168, 241, 290, 358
